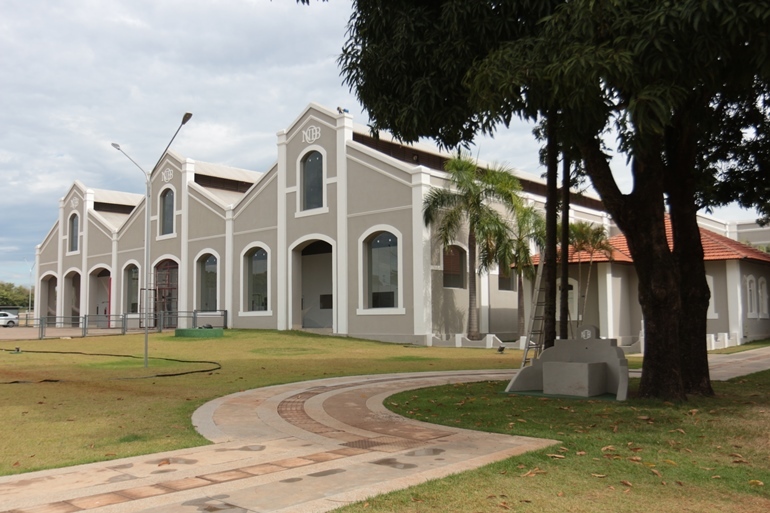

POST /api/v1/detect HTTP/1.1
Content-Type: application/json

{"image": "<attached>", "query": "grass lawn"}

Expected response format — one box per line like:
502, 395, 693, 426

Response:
0, 329, 515, 475
336, 373, 770, 512
1, 330, 768, 513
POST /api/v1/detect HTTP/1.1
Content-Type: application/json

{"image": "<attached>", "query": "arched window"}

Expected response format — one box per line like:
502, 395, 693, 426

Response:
301, 151, 323, 211
68, 213, 79, 252
124, 264, 139, 313
367, 231, 398, 308
245, 247, 269, 311
443, 245, 466, 289
160, 189, 175, 235
747, 275, 757, 318
759, 277, 768, 318
198, 254, 217, 311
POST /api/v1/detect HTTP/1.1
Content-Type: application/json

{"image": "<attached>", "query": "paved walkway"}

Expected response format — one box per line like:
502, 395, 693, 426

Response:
2, 347, 770, 513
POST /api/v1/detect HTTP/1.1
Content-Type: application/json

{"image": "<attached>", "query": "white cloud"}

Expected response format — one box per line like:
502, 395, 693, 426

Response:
0, 0, 760, 286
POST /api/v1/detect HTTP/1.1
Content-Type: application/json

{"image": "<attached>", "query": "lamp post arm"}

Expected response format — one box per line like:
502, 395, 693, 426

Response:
148, 113, 193, 175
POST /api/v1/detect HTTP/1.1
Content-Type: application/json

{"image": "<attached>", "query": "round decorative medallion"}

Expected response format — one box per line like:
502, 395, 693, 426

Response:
162, 168, 174, 182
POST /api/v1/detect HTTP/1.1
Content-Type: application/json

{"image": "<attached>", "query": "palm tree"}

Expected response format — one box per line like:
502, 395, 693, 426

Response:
423, 154, 522, 340
570, 221, 613, 321
497, 206, 545, 336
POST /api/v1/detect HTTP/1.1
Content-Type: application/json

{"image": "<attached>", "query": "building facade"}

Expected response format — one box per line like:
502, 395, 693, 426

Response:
35, 103, 770, 347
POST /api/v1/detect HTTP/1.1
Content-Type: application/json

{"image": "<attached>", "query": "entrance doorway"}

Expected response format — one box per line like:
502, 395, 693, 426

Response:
297, 240, 333, 329
155, 259, 178, 328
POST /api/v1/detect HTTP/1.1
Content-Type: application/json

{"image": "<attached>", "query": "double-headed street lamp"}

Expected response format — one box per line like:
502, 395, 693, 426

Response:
112, 112, 192, 367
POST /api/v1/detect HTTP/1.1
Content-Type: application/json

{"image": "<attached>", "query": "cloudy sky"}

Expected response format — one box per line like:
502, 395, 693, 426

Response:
0, 0, 758, 288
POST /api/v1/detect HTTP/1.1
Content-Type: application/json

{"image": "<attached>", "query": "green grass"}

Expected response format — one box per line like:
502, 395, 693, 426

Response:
0, 329, 516, 475
1, 330, 768, 513
335, 374, 770, 513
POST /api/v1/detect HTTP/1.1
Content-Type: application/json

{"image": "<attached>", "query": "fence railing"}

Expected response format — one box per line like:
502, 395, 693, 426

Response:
5, 310, 227, 340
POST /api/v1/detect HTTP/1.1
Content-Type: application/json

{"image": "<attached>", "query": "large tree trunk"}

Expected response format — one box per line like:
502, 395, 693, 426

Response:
543, 114, 559, 349
560, 156, 571, 340
467, 229, 481, 340
670, 203, 713, 395
619, 205, 686, 400
665, 113, 714, 396
579, 137, 686, 400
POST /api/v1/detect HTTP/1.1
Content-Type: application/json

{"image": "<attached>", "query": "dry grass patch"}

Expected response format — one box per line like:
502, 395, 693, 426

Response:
0, 329, 516, 475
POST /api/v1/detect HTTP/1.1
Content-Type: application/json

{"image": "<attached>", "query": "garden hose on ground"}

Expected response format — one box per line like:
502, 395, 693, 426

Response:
0, 348, 221, 383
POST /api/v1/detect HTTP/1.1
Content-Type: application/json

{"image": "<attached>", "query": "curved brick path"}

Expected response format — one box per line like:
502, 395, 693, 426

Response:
0, 370, 556, 513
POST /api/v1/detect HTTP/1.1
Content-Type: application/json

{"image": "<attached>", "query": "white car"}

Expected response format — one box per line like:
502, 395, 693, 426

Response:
0, 312, 18, 327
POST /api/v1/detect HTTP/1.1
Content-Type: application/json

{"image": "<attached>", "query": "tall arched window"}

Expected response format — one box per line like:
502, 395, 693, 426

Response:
301, 151, 323, 211
124, 264, 139, 313
759, 277, 768, 318
367, 231, 398, 308
68, 213, 79, 252
245, 247, 269, 311
747, 275, 757, 318
160, 189, 174, 235
443, 245, 466, 289
198, 254, 217, 311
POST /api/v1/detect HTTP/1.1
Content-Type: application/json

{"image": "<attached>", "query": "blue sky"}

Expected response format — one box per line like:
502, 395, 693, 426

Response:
0, 0, 758, 287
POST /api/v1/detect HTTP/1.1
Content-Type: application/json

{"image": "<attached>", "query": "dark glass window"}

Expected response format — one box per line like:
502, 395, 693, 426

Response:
368, 231, 398, 308
199, 254, 217, 311
301, 151, 323, 210
160, 189, 174, 235
443, 245, 466, 289
68, 214, 79, 252
246, 247, 268, 311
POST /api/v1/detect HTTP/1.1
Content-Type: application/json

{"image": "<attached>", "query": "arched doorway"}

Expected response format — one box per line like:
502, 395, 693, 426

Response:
293, 240, 333, 330
63, 271, 81, 326
155, 259, 178, 328
40, 275, 58, 326
89, 267, 111, 327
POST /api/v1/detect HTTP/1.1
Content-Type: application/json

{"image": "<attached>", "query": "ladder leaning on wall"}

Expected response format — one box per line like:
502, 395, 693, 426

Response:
521, 258, 546, 368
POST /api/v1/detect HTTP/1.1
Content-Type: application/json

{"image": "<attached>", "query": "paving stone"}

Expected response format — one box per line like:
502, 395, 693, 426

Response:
68, 492, 130, 509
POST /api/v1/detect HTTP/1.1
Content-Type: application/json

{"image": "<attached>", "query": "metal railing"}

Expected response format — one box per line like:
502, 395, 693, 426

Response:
3, 310, 228, 340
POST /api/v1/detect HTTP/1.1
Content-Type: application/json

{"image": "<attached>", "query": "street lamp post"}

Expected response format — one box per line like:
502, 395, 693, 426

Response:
112, 112, 192, 367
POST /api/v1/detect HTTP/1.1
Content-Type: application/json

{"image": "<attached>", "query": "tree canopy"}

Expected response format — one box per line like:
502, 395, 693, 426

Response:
339, 0, 770, 399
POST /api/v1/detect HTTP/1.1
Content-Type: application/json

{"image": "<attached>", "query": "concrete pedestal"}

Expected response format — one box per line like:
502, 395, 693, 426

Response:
543, 361, 607, 397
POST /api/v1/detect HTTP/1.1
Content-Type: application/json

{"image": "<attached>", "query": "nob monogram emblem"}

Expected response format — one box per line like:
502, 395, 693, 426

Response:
162, 168, 174, 182
302, 125, 321, 144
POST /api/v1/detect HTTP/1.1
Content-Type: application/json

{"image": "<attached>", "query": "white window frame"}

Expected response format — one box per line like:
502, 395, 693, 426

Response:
157, 185, 177, 239
442, 243, 468, 289
67, 212, 80, 254
357, 225, 405, 315
193, 249, 220, 312
747, 274, 758, 319
759, 277, 768, 319
240, 242, 272, 316
294, 146, 329, 217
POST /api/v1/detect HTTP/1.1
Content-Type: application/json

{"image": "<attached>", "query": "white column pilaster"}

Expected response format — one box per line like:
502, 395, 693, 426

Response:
277, 130, 289, 330
224, 206, 234, 328
412, 170, 433, 341
335, 112, 352, 334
